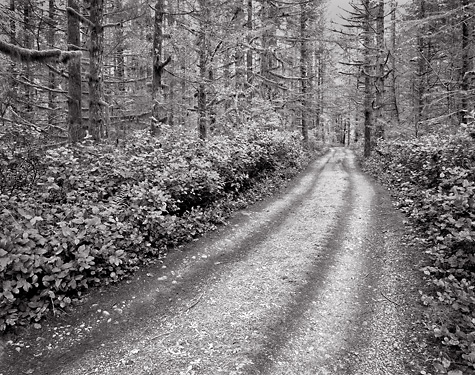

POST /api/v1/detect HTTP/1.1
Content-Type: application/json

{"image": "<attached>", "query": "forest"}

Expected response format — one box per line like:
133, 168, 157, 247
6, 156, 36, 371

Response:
0, 0, 475, 372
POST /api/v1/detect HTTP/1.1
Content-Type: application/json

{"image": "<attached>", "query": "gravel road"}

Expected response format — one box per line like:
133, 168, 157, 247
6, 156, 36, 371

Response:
0, 148, 430, 375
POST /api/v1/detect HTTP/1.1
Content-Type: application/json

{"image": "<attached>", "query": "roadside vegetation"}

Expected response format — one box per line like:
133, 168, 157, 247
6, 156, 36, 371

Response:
361, 132, 475, 374
0, 126, 316, 332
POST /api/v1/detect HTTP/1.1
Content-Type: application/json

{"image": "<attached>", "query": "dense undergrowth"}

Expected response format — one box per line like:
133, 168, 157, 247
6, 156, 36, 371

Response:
0, 127, 315, 332
362, 133, 475, 374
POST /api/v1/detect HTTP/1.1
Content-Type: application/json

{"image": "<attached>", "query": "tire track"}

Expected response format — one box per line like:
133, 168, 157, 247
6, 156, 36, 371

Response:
1, 149, 335, 375
51, 148, 351, 375
259, 149, 376, 375
2, 148, 425, 375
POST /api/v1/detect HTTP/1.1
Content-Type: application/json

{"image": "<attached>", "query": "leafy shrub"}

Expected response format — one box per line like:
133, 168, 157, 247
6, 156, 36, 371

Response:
362, 133, 475, 372
0, 127, 312, 331
0, 130, 46, 197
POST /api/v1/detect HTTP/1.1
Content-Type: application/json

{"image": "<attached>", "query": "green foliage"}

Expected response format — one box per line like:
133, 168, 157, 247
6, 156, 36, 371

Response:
362, 134, 475, 372
0, 127, 311, 331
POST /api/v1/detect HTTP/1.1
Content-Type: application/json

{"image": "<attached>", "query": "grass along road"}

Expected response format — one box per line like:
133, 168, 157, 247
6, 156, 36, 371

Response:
1, 148, 429, 375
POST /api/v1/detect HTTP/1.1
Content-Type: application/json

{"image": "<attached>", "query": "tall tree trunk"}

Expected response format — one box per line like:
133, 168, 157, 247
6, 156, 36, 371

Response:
389, 0, 400, 126
246, 0, 253, 93
300, 1, 309, 146
87, 0, 105, 141
363, 0, 373, 157
460, 0, 471, 124
151, 0, 170, 136
414, 0, 426, 137
224, 49, 231, 112
180, 52, 187, 126
47, 0, 57, 127
260, 0, 277, 101
8, 0, 18, 102
197, 0, 208, 140
315, 46, 324, 136
374, 0, 385, 141
23, 0, 32, 119
9, 0, 15, 45
235, 2, 245, 96
114, 0, 125, 93
67, 0, 83, 143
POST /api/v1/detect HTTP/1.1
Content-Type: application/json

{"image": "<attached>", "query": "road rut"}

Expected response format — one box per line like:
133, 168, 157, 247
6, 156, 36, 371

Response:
0, 148, 428, 375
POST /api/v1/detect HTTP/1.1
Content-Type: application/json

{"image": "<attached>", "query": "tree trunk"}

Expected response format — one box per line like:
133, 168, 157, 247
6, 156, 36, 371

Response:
151, 0, 169, 136
389, 0, 400, 126
197, 0, 208, 140
414, 0, 426, 136
260, 0, 277, 101
67, 0, 83, 143
8, 0, 17, 101
460, 0, 471, 124
363, 0, 373, 157
246, 0, 253, 93
374, 0, 385, 142
87, 0, 105, 141
315, 46, 324, 136
300, 1, 309, 147
47, 0, 57, 127
23, 0, 33, 119
9, 0, 15, 44
114, 0, 125, 93
180, 54, 187, 126
235, 2, 245, 95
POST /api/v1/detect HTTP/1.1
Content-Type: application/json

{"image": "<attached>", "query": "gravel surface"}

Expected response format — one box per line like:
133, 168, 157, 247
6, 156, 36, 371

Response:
0, 147, 430, 375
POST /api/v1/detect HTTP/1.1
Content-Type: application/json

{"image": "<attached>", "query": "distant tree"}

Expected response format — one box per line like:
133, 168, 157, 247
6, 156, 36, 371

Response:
337, 0, 390, 155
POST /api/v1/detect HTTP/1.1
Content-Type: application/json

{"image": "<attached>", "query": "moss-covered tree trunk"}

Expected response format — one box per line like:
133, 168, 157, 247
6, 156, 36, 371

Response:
300, 1, 309, 147
151, 0, 171, 136
87, 0, 104, 141
67, 0, 83, 143
260, 0, 277, 101
47, 0, 57, 128
460, 0, 472, 124
374, 0, 385, 142
246, 0, 253, 94
8, 0, 17, 105
22, 0, 33, 120
389, 0, 400, 127
414, 0, 426, 137
363, 0, 373, 157
197, 0, 208, 140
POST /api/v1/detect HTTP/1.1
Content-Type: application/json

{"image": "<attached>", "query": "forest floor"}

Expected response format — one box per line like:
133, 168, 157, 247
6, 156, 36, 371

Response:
0, 147, 436, 375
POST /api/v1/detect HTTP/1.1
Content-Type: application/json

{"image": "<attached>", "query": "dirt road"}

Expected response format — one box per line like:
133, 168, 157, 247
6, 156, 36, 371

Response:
1, 148, 429, 375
